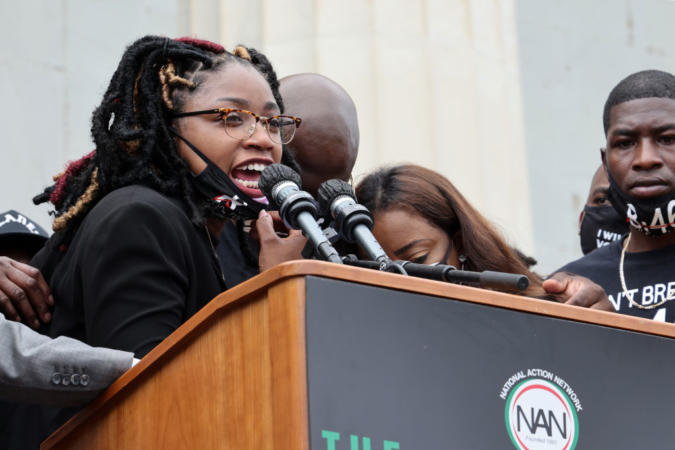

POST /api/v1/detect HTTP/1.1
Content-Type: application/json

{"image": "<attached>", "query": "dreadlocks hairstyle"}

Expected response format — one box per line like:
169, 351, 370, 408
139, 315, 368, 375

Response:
603, 69, 675, 135
34, 36, 290, 255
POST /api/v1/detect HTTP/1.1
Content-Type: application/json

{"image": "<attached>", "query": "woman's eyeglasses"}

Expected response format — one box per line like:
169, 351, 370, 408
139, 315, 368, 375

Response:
172, 108, 302, 144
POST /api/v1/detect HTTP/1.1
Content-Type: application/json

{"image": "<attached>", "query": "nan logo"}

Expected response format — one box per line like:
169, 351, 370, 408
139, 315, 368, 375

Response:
501, 369, 581, 450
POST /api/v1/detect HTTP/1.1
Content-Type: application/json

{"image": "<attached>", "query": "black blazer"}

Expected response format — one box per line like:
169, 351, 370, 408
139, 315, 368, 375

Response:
2, 186, 230, 450
33, 185, 227, 358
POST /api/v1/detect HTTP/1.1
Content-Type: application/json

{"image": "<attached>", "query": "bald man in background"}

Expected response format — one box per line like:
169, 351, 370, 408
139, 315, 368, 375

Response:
216, 73, 361, 286
280, 73, 359, 195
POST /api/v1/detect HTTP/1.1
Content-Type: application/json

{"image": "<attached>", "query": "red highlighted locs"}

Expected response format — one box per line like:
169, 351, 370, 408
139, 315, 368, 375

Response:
174, 37, 225, 54
50, 150, 96, 208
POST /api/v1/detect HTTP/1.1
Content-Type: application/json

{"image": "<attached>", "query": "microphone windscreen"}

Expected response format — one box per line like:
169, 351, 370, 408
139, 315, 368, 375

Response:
317, 179, 356, 218
259, 164, 302, 208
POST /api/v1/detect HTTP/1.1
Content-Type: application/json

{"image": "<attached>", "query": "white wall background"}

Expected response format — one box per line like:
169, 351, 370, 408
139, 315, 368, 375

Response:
4, 0, 672, 273
1, 0, 185, 234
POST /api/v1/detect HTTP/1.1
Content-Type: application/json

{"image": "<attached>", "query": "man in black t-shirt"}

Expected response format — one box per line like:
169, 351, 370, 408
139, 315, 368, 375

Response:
558, 70, 675, 322
559, 240, 673, 321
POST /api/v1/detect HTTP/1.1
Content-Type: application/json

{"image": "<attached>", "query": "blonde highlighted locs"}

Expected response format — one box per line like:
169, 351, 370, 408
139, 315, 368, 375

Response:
34, 36, 287, 242
52, 168, 99, 232
158, 62, 195, 110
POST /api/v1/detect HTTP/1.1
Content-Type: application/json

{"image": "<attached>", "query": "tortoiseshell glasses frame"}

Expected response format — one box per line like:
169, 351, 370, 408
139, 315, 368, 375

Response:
173, 108, 302, 144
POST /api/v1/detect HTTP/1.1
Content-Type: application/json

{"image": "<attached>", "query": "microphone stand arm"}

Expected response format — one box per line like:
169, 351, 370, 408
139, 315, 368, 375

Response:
342, 255, 529, 292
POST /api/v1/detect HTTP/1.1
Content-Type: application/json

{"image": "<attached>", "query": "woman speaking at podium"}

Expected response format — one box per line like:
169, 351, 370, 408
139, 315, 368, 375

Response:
32, 36, 303, 359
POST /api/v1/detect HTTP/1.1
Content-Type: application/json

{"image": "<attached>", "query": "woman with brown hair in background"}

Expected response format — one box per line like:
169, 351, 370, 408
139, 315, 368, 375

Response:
356, 164, 555, 298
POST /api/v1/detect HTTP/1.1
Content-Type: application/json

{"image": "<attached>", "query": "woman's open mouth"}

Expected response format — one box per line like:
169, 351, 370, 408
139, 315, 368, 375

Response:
231, 161, 271, 199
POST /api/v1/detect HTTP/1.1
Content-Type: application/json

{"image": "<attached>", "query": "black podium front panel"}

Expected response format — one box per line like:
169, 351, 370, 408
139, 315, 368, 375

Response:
305, 276, 675, 450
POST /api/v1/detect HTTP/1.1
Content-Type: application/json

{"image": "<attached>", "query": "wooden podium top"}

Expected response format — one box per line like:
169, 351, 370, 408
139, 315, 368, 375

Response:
211, 260, 675, 338
43, 260, 675, 448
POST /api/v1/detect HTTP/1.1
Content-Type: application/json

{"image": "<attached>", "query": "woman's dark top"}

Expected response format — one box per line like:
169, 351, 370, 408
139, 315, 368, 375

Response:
0, 185, 230, 449
216, 221, 260, 288
33, 184, 227, 357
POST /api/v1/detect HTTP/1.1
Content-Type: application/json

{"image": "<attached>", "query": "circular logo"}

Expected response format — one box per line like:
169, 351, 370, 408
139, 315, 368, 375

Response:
505, 378, 579, 450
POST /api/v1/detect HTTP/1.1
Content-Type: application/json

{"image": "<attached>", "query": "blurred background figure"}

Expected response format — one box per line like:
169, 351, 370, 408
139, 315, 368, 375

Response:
280, 73, 359, 196
0, 210, 52, 329
0, 210, 49, 263
578, 163, 628, 255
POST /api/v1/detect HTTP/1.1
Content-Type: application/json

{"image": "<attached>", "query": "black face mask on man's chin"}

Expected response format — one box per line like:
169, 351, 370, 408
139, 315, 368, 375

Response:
606, 171, 675, 236
579, 205, 628, 254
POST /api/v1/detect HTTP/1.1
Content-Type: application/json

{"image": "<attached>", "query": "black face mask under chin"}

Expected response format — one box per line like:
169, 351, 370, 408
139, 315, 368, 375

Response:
579, 205, 628, 254
606, 171, 675, 236
170, 128, 267, 221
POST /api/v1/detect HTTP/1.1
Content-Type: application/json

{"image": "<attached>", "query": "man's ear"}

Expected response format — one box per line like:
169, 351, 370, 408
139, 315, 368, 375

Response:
600, 146, 607, 168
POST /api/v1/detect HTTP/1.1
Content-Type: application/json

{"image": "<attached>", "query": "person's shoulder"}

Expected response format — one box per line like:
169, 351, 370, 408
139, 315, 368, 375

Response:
99, 185, 184, 214
632, 241, 675, 262
87, 185, 190, 226
556, 239, 622, 276
75, 186, 198, 248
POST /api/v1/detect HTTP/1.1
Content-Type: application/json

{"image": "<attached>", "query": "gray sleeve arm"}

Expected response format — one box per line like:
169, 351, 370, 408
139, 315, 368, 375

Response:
0, 313, 134, 406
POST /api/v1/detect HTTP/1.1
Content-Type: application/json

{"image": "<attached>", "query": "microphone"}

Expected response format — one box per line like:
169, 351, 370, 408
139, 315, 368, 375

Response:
317, 179, 389, 265
259, 164, 342, 264
342, 255, 530, 291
